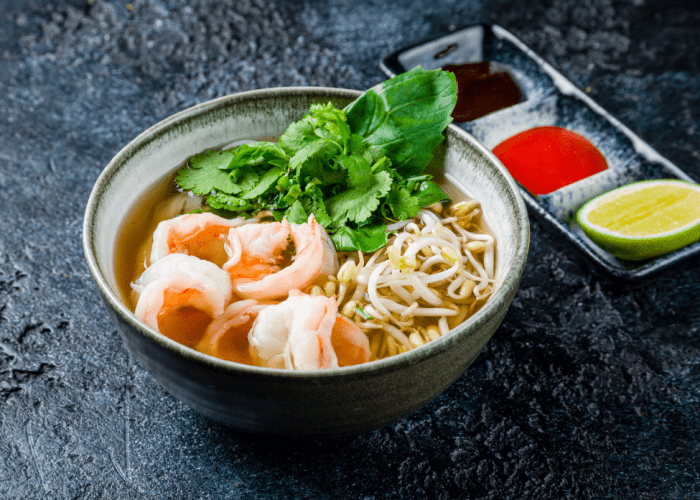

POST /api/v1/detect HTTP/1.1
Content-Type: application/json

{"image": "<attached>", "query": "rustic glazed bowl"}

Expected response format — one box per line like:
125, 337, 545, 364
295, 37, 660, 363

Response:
83, 87, 529, 436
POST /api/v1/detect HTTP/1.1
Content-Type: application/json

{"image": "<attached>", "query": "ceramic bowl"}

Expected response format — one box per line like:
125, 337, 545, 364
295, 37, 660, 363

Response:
83, 87, 529, 436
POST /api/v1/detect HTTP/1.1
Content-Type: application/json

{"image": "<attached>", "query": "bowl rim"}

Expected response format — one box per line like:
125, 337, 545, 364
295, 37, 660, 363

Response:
83, 86, 529, 380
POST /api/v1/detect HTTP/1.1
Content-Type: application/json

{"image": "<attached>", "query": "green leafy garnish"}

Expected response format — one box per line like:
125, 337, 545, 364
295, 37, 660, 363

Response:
413, 180, 451, 208
176, 150, 239, 195
354, 307, 374, 320
327, 170, 392, 225
345, 66, 458, 176
331, 224, 388, 253
175, 66, 457, 252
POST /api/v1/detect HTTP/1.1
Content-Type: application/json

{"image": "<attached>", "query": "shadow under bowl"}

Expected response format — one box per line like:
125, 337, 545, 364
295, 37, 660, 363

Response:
83, 87, 529, 437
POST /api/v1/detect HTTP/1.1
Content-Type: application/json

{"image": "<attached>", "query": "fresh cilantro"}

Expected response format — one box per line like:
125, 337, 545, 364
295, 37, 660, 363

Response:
302, 183, 333, 227
242, 167, 285, 200
174, 67, 457, 252
235, 171, 261, 193
290, 140, 338, 178
308, 103, 351, 150
336, 154, 373, 190
385, 184, 422, 220
327, 170, 392, 225
207, 192, 252, 212
229, 142, 287, 168
279, 120, 316, 155
176, 150, 239, 195
287, 200, 308, 224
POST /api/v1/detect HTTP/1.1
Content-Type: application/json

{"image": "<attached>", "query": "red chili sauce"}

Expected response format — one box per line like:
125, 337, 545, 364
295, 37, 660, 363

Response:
442, 62, 525, 122
492, 126, 609, 196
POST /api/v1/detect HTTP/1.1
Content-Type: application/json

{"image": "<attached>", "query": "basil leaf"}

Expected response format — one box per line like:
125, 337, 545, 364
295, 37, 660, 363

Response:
414, 180, 450, 207
345, 66, 457, 176
331, 224, 388, 253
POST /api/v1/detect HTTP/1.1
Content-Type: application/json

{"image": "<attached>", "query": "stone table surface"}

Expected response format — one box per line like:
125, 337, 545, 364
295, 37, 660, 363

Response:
1, 0, 699, 499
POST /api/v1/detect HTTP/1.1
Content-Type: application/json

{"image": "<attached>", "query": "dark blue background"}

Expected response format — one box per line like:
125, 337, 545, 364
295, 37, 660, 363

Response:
1, 1, 698, 498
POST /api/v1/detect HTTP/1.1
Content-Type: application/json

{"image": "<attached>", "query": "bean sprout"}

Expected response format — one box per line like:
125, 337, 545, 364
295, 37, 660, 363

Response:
386, 220, 411, 231
333, 199, 497, 361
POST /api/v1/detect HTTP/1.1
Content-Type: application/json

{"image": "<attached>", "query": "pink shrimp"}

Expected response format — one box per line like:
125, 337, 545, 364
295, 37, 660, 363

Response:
224, 215, 338, 300
196, 299, 273, 365
331, 315, 373, 367
132, 254, 232, 347
150, 212, 245, 267
248, 290, 370, 370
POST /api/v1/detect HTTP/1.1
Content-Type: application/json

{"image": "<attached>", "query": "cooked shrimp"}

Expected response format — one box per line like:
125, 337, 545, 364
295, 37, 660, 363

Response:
132, 254, 232, 347
248, 289, 370, 370
150, 212, 245, 267
224, 219, 292, 283
196, 299, 273, 365
331, 315, 372, 367
224, 215, 339, 300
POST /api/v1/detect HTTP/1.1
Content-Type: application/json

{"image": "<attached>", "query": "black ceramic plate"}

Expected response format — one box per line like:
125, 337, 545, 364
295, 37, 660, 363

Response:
381, 24, 699, 282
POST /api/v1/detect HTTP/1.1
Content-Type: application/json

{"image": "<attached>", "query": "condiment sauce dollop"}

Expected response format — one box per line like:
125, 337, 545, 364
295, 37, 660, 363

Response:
442, 62, 525, 122
492, 126, 609, 195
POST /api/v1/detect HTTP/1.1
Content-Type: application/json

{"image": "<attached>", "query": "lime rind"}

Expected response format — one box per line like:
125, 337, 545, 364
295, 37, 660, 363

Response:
576, 179, 700, 261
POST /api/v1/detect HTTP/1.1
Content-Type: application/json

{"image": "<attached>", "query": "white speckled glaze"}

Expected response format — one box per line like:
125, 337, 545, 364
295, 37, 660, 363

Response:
83, 87, 529, 436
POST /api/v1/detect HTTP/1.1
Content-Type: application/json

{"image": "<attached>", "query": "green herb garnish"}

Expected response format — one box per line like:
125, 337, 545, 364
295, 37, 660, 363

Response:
355, 307, 374, 320
175, 66, 457, 252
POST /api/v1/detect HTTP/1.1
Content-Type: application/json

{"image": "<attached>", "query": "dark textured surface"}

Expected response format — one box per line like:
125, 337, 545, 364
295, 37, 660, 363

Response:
1, 0, 699, 498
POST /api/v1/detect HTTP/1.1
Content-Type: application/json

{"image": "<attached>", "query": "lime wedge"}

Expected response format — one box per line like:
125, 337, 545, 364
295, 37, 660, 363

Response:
576, 179, 700, 261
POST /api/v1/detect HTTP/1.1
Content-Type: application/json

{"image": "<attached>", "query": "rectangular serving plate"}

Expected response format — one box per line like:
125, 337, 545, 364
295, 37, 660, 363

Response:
381, 24, 699, 282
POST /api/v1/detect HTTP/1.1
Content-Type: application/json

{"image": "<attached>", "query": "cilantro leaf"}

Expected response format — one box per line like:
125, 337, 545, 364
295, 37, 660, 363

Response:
327, 170, 392, 225
286, 200, 308, 224
308, 103, 351, 149
242, 167, 285, 200
290, 140, 338, 178
279, 120, 316, 155
385, 184, 422, 220
176, 150, 239, 195
229, 142, 288, 169
336, 154, 373, 190
302, 184, 333, 227
346, 134, 366, 155
235, 171, 261, 193
206, 192, 252, 211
